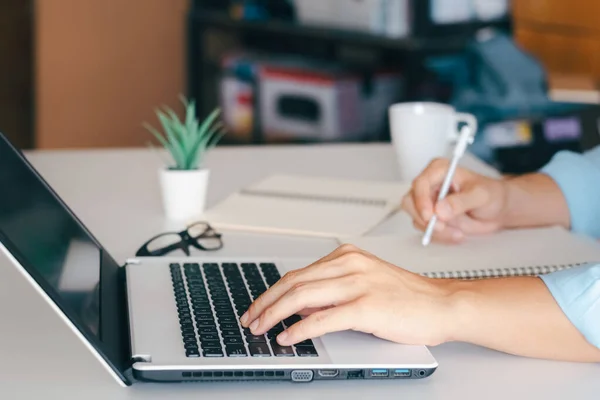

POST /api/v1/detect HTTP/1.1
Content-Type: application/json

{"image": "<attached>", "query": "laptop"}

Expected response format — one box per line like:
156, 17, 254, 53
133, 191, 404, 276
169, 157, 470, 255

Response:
0, 132, 437, 386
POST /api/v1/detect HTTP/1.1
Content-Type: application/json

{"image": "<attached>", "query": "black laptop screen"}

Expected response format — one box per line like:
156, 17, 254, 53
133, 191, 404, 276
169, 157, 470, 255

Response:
0, 146, 102, 335
0, 134, 130, 383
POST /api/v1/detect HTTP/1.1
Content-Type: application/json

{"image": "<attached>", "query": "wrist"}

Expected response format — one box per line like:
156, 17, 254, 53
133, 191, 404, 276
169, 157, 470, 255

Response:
425, 278, 474, 345
497, 178, 517, 229
499, 173, 569, 230
439, 280, 480, 344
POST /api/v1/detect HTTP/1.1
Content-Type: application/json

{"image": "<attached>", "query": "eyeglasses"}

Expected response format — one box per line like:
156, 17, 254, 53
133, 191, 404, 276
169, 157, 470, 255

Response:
136, 222, 223, 257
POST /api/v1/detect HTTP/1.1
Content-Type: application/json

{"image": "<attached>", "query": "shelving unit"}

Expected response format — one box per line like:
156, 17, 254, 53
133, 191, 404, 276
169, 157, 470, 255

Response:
187, 1, 511, 145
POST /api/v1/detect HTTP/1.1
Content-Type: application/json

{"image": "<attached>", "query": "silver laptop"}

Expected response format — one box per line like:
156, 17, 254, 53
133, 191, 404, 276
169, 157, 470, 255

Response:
0, 133, 437, 386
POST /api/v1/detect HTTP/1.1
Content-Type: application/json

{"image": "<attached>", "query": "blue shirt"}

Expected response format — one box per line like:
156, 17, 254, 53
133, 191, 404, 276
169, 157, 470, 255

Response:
539, 146, 600, 349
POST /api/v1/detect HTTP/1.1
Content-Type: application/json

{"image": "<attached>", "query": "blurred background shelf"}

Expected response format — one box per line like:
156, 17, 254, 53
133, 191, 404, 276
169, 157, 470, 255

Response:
187, 1, 512, 146
190, 10, 510, 54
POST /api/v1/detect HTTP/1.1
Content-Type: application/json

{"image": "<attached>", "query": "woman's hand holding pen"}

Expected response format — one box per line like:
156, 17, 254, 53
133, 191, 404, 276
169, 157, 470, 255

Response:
401, 158, 510, 243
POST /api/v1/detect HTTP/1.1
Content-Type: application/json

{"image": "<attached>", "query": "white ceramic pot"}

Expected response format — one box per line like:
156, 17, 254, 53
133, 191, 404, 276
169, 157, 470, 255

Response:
159, 168, 210, 221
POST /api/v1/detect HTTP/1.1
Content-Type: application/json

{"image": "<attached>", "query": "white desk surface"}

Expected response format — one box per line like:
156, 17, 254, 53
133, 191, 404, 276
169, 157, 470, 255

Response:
0, 143, 597, 399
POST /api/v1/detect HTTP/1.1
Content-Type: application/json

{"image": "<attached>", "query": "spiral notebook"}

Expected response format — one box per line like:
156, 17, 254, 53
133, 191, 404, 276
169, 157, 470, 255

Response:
340, 226, 600, 279
204, 174, 409, 238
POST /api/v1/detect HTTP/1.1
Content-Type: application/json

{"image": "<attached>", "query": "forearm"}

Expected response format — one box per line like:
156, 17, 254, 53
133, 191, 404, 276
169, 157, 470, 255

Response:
501, 173, 570, 230
445, 277, 600, 362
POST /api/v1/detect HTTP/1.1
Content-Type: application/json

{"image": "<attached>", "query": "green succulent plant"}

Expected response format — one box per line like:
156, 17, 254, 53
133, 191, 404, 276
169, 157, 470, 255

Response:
144, 97, 224, 170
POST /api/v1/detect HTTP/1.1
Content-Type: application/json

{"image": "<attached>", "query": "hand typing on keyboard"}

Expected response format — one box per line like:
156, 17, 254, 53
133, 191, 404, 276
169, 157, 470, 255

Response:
240, 244, 454, 348
240, 244, 600, 363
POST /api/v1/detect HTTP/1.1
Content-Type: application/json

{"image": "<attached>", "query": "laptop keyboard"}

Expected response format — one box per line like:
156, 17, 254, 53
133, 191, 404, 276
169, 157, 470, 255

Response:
169, 262, 319, 359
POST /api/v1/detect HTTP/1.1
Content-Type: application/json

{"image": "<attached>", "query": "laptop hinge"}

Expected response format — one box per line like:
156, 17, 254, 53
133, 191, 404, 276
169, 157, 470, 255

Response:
131, 354, 152, 363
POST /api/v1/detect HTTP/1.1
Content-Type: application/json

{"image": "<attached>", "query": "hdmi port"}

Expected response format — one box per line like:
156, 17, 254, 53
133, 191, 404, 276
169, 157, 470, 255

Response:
318, 369, 339, 378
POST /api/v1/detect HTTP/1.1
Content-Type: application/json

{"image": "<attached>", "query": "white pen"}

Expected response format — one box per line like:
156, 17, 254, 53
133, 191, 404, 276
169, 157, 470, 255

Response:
421, 125, 475, 247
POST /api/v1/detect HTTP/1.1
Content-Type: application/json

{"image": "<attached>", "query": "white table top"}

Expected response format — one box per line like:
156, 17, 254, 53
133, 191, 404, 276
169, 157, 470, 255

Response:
0, 143, 597, 399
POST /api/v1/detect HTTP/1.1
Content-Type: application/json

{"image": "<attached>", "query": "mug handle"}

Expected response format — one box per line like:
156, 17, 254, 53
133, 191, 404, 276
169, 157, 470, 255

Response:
450, 112, 478, 142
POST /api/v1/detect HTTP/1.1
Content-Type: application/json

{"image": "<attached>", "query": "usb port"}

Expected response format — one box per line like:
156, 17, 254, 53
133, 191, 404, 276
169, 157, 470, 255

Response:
370, 369, 389, 377
393, 369, 411, 377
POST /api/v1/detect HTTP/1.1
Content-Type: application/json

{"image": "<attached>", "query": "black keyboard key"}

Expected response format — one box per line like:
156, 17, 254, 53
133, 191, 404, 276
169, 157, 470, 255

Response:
185, 343, 199, 351
267, 324, 285, 338
263, 276, 280, 286
224, 336, 243, 345
216, 311, 236, 319
217, 316, 238, 324
195, 314, 215, 323
296, 346, 318, 357
249, 343, 272, 357
201, 340, 222, 349
219, 323, 240, 331
295, 339, 315, 347
226, 345, 248, 357
198, 327, 218, 335
181, 327, 195, 336
186, 348, 200, 358
284, 315, 302, 327
178, 311, 192, 319
203, 348, 224, 357
221, 329, 241, 337
265, 371, 275, 377
235, 302, 251, 309
246, 334, 267, 343
233, 296, 250, 304
236, 307, 250, 316
187, 281, 206, 288
191, 300, 210, 308
213, 303, 234, 311
184, 262, 200, 270
199, 334, 219, 342
195, 320, 216, 329
232, 294, 250, 302
271, 342, 295, 357
184, 338, 198, 346
193, 308, 213, 316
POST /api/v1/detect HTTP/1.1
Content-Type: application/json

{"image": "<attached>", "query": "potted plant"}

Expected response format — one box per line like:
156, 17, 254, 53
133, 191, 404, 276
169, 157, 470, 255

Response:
145, 98, 224, 221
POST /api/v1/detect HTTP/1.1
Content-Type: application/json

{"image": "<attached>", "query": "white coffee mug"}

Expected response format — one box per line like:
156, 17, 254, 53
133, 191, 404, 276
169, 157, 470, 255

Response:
388, 102, 477, 182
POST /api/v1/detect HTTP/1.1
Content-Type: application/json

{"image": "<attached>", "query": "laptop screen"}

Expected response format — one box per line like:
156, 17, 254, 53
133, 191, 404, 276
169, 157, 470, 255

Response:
0, 134, 130, 383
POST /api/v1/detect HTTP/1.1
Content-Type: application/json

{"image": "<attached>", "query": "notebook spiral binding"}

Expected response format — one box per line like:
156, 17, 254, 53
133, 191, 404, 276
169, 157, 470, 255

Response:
423, 263, 586, 279
239, 189, 389, 207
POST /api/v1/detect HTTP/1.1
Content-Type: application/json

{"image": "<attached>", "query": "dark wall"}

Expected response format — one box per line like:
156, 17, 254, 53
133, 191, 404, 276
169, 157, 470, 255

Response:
0, 0, 34, 149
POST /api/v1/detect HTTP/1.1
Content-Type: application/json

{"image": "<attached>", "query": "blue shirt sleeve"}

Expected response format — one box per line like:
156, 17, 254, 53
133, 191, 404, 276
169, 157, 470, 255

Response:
539, 146, 600, 349
540, 263, 600, 349
540, 146, 600, 238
